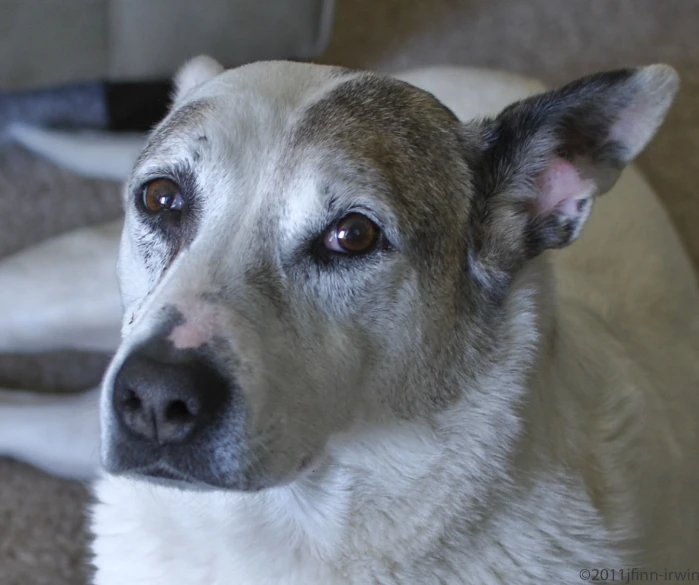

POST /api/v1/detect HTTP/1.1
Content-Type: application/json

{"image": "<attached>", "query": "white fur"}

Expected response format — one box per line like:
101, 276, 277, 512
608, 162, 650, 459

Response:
173, 55, 226, 104
1, 64, 698, 584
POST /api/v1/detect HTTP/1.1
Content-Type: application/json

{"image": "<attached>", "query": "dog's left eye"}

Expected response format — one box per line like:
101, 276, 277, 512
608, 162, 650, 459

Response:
142, 179, 185, 214
323, 213, 380, 255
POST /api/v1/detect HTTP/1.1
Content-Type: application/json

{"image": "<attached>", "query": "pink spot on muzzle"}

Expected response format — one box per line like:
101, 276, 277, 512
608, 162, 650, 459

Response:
168, 303, 221, 350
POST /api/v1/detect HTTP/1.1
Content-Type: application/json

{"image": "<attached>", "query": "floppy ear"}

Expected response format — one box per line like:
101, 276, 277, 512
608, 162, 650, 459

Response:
466, 64, 679, 281
171, 55, 225, 105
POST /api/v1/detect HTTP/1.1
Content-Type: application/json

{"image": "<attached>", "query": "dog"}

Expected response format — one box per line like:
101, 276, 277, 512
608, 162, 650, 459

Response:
1, 56, 698, 584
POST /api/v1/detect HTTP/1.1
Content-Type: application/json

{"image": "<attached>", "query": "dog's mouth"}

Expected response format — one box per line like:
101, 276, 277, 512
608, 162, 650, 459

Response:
127, 462, 220, 492
104, 438, 269, 491
141, 463, 191, 482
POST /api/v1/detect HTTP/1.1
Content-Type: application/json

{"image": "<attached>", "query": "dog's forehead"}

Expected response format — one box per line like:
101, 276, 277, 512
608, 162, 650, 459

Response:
130, 62, 467, 253
137, 61, 460, 173
134, 62, 353, 170
275, 73, 466, 238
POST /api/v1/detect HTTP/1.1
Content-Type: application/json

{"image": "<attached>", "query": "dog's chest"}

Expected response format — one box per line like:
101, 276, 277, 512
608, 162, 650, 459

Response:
90, 472, 623, 585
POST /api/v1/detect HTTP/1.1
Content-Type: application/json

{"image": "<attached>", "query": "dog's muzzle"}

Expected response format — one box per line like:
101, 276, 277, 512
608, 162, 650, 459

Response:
103, 336, 247, 489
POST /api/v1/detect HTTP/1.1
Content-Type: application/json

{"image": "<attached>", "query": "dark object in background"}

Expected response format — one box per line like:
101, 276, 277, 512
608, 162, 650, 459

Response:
0, 80, 173, 135
104, 81, 173, 132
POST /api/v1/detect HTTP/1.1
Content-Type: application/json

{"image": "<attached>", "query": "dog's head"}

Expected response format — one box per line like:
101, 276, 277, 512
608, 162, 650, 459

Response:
100, 57, 678, 490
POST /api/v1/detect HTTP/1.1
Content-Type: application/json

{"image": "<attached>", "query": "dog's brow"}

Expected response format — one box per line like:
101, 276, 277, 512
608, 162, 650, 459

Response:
287, 74, 464, 264
135, 100, 214, 169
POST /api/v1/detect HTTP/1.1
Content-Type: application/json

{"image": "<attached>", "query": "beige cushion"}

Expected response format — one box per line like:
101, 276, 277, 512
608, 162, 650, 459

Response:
0, 0, 334, 90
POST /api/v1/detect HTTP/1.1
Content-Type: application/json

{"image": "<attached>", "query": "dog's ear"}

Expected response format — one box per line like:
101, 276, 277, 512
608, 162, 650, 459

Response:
172, 55, 225, 105
465, 64, 678, 282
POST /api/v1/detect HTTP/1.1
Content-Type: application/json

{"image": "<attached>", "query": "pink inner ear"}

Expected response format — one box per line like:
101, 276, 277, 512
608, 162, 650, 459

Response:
537, 157, 593, 217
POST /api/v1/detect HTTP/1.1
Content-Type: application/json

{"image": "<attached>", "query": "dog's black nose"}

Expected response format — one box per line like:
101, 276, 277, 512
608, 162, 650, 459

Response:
112, 347, 228, 445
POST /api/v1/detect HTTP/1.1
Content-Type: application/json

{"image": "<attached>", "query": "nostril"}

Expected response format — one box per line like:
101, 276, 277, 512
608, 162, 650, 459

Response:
113, 349, 229, 444
164, 399, 195, 423
121, 388, 142, 412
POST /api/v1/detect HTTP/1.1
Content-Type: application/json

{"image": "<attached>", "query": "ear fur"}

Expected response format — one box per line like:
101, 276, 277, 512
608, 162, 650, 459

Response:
465, 64, 679, 282
172, 55, 225, 106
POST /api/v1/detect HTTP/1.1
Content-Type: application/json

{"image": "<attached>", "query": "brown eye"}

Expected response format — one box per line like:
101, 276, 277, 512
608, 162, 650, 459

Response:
324, 213, 379, 255
142, 179, 184, 213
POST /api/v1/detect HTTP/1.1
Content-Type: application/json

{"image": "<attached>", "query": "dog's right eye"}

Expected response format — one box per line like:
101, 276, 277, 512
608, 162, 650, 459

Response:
323, 213, 380, 256
142, 179, 185, 214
